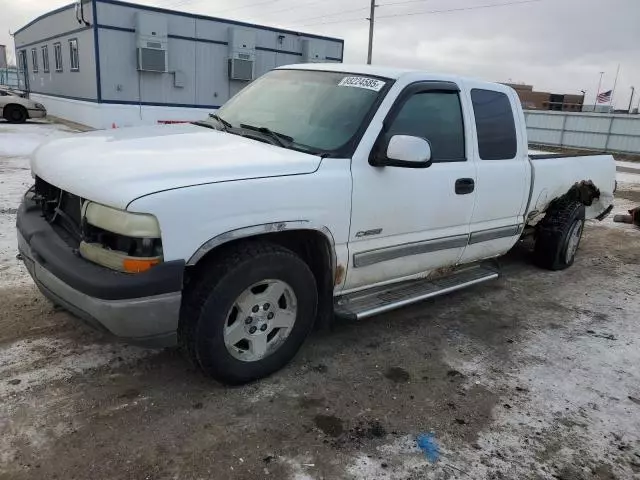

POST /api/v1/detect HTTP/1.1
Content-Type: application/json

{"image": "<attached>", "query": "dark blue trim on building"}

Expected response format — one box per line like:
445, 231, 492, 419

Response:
168, 34, 227, 46
29, 91, 99, 102
256, 46, 302, 56
97, 24, 314, 55
97, 24, 134, 34
102, 99, 221, 109
14, 26, 92, 49
95, 0, 344, 44
326, 56, 342, 62
14, 3, 76, 36
92, 0, 102, 102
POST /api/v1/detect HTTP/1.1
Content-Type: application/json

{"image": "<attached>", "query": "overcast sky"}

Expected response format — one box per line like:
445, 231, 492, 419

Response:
2, 0, 639, 108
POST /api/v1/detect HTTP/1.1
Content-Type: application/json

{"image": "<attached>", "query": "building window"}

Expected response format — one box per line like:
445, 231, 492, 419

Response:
54, 43, 63, 72
69, 39, 79, 71
471, 89, 518, 160
31, 48, 38, 73
19, 50, 28, 72
41, 45, 50, 73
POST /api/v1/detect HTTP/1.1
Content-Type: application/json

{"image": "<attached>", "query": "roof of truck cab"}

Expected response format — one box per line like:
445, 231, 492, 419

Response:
279, 63, 506, 91
281, 63, 415, 79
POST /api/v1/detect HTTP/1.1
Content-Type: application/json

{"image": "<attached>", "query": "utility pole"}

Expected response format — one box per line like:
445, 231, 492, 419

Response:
367, 0, 376, 65
628, 86, 635, 113
594, 71, 604, 112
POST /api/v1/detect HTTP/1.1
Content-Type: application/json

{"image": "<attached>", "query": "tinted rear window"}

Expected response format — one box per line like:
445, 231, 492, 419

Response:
471, 89, 517, 160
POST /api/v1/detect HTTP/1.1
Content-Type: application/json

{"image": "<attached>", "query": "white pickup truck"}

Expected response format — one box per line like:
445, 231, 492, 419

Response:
17, 64, 615, 383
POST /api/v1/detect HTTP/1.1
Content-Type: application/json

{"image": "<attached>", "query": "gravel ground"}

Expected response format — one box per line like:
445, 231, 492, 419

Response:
1, 120, 639, 480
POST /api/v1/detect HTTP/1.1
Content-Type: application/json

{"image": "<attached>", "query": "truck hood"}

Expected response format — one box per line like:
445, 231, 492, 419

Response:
31, 124, 322, 209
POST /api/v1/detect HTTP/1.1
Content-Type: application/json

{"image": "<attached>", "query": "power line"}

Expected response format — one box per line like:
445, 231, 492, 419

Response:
162, 0, 282, 13
378, 0, 545, 19
286, 6, 369, 24
212, 0, 285, 15
380, 0, 439, 6
282, 0, 436, 28
291, 0, 546, 27
258, 0, 339, 17
292, 16, 367, 28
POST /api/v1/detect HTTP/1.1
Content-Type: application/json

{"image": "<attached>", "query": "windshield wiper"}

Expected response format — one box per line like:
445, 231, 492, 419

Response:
209, 113, 232, 131
239, 123, 293, 148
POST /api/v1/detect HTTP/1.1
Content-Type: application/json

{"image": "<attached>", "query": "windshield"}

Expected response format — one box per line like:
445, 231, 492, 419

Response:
210, 69, 390, 155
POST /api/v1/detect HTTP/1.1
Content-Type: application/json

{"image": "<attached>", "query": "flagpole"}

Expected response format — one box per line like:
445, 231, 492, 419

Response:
594, 71, 604, 112
609, 64, 620, 112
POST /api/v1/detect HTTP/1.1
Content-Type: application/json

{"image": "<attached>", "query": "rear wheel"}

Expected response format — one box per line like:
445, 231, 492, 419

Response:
534, 199, 585, 270
4, 104, 28, 123
179, 242, 317, 384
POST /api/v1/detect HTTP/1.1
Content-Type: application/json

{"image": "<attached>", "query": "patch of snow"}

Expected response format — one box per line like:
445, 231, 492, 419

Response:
0, 213, 29, 288
244, 381, 286, 404
0, 122, 76, 157
616, 160, 640, 170
437, 281, 640, 478
617, 171, 640, 185
346, 435, 471, 480
281, 456, 318, 480
0, 337, 152, 398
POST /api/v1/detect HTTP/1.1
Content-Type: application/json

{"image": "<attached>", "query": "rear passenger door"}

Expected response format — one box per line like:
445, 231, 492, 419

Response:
460, 84, 530, 263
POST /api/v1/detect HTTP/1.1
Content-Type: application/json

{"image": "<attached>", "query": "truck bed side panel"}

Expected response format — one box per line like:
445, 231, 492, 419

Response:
528, 154, 616, 220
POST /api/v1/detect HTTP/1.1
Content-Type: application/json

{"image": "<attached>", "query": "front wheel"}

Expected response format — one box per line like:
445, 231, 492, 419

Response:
4, 104, 28, 124
534, 199, 585, 270
179, 242, 318, 384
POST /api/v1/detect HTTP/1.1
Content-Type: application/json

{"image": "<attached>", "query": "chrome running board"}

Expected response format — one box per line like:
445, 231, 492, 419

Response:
334, 266, 499, 320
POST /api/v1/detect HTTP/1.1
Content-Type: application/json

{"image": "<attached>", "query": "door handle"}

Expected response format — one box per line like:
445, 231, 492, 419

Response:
455, 178, 475, 195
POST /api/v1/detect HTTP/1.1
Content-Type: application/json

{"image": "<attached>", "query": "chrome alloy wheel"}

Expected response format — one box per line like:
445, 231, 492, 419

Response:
223, 279, 298, 362
565, 219, 584, 264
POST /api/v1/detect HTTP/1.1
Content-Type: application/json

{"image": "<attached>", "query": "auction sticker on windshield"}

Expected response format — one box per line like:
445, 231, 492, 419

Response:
338, 76, 386, 92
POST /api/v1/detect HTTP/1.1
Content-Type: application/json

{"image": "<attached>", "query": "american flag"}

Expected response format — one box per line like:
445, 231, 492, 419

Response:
596, 90, 612, 104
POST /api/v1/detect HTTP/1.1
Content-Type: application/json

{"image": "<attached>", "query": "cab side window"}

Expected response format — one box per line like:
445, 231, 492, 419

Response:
471, 89, 518, 160
386, 90, 466, 162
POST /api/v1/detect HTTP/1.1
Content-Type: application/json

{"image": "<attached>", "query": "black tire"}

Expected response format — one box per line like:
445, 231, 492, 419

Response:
4, 104, 28, 123
534, 199, 585, 271
179, 241, 318, 384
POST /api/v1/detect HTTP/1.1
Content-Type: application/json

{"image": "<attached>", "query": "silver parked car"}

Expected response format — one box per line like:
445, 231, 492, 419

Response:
0, 87, 46, 123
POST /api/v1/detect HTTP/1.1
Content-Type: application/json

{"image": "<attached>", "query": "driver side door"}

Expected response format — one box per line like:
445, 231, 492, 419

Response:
344, 81, 477, 292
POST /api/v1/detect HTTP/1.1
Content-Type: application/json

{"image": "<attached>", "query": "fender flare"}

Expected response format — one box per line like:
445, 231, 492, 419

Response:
186, 221, 337, 273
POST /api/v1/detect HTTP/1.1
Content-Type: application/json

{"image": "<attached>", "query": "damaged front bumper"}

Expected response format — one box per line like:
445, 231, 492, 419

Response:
16, 198, 184, 347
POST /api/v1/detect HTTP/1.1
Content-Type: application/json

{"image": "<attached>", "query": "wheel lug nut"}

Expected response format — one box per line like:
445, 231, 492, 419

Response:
252, 305, 259, 313
245, 317, 252, 325
267, 312, 274, 320
249, 326, 257, 334
260, 324, 268, 332
263, 303, 270, 310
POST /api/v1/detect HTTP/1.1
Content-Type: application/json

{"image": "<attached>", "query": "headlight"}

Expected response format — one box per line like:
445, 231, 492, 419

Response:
83, 202, 160, 237
80, 202, 163, 273
34, 103, 46, 110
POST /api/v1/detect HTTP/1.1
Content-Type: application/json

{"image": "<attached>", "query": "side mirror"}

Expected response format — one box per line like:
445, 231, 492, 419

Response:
372, 135, 432, 168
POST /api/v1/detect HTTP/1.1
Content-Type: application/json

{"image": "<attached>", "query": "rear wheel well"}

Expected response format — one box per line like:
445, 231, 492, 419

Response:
184, 230, 336, 328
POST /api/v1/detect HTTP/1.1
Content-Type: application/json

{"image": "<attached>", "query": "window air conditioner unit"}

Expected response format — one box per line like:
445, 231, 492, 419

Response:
137, 43, 167, 73
228, 53, 254, 81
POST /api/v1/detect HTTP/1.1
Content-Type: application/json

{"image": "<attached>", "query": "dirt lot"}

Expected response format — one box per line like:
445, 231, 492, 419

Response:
1, 121, 640, 480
